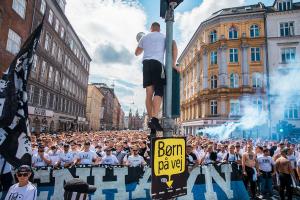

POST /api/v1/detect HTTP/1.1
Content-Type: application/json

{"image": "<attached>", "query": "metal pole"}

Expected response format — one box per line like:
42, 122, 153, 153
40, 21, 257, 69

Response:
163, 3, 176, 138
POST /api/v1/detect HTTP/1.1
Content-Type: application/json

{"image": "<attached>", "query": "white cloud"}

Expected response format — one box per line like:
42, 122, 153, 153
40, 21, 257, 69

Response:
175, 0, 246, 50
65, 0, 147, 115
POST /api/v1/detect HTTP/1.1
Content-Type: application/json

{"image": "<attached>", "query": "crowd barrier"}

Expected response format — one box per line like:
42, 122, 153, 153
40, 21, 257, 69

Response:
0, 164, 249, 200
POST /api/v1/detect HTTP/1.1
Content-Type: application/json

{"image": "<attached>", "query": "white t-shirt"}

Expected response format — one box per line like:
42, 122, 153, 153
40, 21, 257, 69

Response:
59, 152, 74, 166
217, 151, 227, 161
138, 32, 166, 64
225, 153, 240, 162
48, 150, 61, 166
5, 182, 37, 200
257, 156, 274, 172
32, 154, 49, 167
127, 155, 145, 167
101, 155, 119, 165
78, 151, 97, 165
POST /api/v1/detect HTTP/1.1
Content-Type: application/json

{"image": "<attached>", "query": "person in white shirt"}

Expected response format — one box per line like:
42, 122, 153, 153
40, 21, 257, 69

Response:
135, 22, 178, 133
257, 148, 275, 197
48, 146, 61, 167
217, 145, 227, 162
223, 145, 241, 164
126, 146, 146, 167
32, 146, 51, 168
59, 144, 75, 168
101, 148, 119, 165
76, 141, 98, 165
5, 165, 37, 200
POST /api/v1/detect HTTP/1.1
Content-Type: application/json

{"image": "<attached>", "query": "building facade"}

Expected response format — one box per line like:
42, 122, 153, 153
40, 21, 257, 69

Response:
0, 0, 35, 75
127, 109, 145, 130
266, 0, 300, 138
178, 3, 267, 136
86, 84, 104, 131
27, 0, 90, 133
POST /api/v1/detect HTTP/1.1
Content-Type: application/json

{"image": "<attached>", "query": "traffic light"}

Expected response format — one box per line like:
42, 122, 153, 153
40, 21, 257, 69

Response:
160, 0, 184, 18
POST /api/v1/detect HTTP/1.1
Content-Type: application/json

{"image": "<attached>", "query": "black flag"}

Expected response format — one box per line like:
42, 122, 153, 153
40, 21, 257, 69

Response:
0, 22, 43, 167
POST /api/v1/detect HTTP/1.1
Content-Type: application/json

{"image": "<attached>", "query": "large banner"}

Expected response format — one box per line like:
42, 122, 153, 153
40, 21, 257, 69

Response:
0, 164, 249, 200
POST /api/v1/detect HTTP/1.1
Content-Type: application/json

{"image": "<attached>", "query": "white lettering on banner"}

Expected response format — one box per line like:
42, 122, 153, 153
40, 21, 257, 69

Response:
91, 167, 128, 200
0, 129, 7, 145
1, 165, 241, 200
0, 98, 5, 116
202, 165, 233, 200
177, 167, 201, 200
52, 169, 74, 199
131, 167, 151, 199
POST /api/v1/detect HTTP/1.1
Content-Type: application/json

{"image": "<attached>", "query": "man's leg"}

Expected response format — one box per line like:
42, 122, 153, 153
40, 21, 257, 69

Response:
145, 86, 154, 118
152, 95, 162, 118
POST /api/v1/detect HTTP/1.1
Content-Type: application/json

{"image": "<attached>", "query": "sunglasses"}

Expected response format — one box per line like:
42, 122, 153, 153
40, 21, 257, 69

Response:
17, 172, 29, 177
132, 149, 138, 152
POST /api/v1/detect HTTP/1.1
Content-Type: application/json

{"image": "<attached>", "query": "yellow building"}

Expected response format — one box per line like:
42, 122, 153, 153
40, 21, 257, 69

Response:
178, 3, 267, 135
86, 85, 104, 131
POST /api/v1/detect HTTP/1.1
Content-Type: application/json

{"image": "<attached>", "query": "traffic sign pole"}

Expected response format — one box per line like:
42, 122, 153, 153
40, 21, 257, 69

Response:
163, 2, 176, 138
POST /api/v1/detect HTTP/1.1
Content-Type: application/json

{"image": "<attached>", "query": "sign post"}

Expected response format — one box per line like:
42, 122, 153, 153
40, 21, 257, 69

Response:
151, 137, 187, 199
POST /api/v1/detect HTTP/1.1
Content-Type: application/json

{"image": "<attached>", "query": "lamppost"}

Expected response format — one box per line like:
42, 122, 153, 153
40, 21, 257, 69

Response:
161, 0, 183, 137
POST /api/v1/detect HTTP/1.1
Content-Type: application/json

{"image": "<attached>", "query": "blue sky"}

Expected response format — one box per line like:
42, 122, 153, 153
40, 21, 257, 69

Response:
66, 0, 295, 116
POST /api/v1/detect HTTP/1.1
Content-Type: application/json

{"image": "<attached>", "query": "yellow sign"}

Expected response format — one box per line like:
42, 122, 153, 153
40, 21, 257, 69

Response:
153, 138, 185, 188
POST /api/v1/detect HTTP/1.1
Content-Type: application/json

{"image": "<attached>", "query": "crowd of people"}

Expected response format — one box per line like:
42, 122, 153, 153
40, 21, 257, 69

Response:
1, 130, 300, 200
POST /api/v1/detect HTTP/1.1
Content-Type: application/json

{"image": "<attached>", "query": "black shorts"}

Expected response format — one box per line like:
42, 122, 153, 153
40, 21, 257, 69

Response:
143, 59, 166, 97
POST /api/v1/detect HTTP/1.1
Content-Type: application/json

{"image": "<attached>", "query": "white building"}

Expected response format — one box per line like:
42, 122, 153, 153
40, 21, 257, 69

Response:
266, 0, 300, 138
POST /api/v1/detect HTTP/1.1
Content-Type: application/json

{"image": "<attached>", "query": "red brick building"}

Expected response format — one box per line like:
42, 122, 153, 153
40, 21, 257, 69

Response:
0, 0, 35, 75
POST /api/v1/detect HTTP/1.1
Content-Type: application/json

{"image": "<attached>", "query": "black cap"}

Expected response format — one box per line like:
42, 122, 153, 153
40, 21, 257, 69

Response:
64, 178, 96, 194
17, 165, 31, 173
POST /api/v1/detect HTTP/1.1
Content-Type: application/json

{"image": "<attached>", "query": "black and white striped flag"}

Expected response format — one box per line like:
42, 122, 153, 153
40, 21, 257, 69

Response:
0, 22, 43, 167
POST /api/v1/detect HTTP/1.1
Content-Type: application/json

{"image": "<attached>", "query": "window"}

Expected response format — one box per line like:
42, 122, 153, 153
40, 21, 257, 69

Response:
55, 70, 59, 85
250, 25, 259, 38
210, 100, 218, 115
60, 27, 65, 39
284, 104, 299, 119
40, 0, 46, 14
229, 48, 239, 63
48, 66, 53, 82
278, 1, 292, 11
253, 98, 263, 112
44, 33, 50, 51
58, 48, 62, 62
69, 40, 74, 50
230, 73, 239, 88
210, 75, 218, 89
51, 42, 57, 57
40, 61, 46, 78
55, 19, 59, 32
52, 94, 56, 110
280, 22, 294, 37
60, 98, 63, 111
32, 55, 38, 72
38, 89, 43, 106
12, 0, 26, 19
45, 92, 50, 108
281, 48, 296, 63
210, 51, 217, 65
28, 85, 34, 104
230, 100, 240, 116
252, 73, 262, 88
6, 29, 21, 55
210, 30, 217, 43
48, 9, 53, 25
229, 27, 238, 39
251, 47, 261, 62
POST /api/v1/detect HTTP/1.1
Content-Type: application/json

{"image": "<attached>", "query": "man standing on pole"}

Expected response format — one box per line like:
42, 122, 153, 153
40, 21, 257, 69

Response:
135, 22, 178, 134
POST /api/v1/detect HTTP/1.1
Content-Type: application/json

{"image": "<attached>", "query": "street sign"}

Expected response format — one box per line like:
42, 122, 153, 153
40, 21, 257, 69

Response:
151, 137, 187, 199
